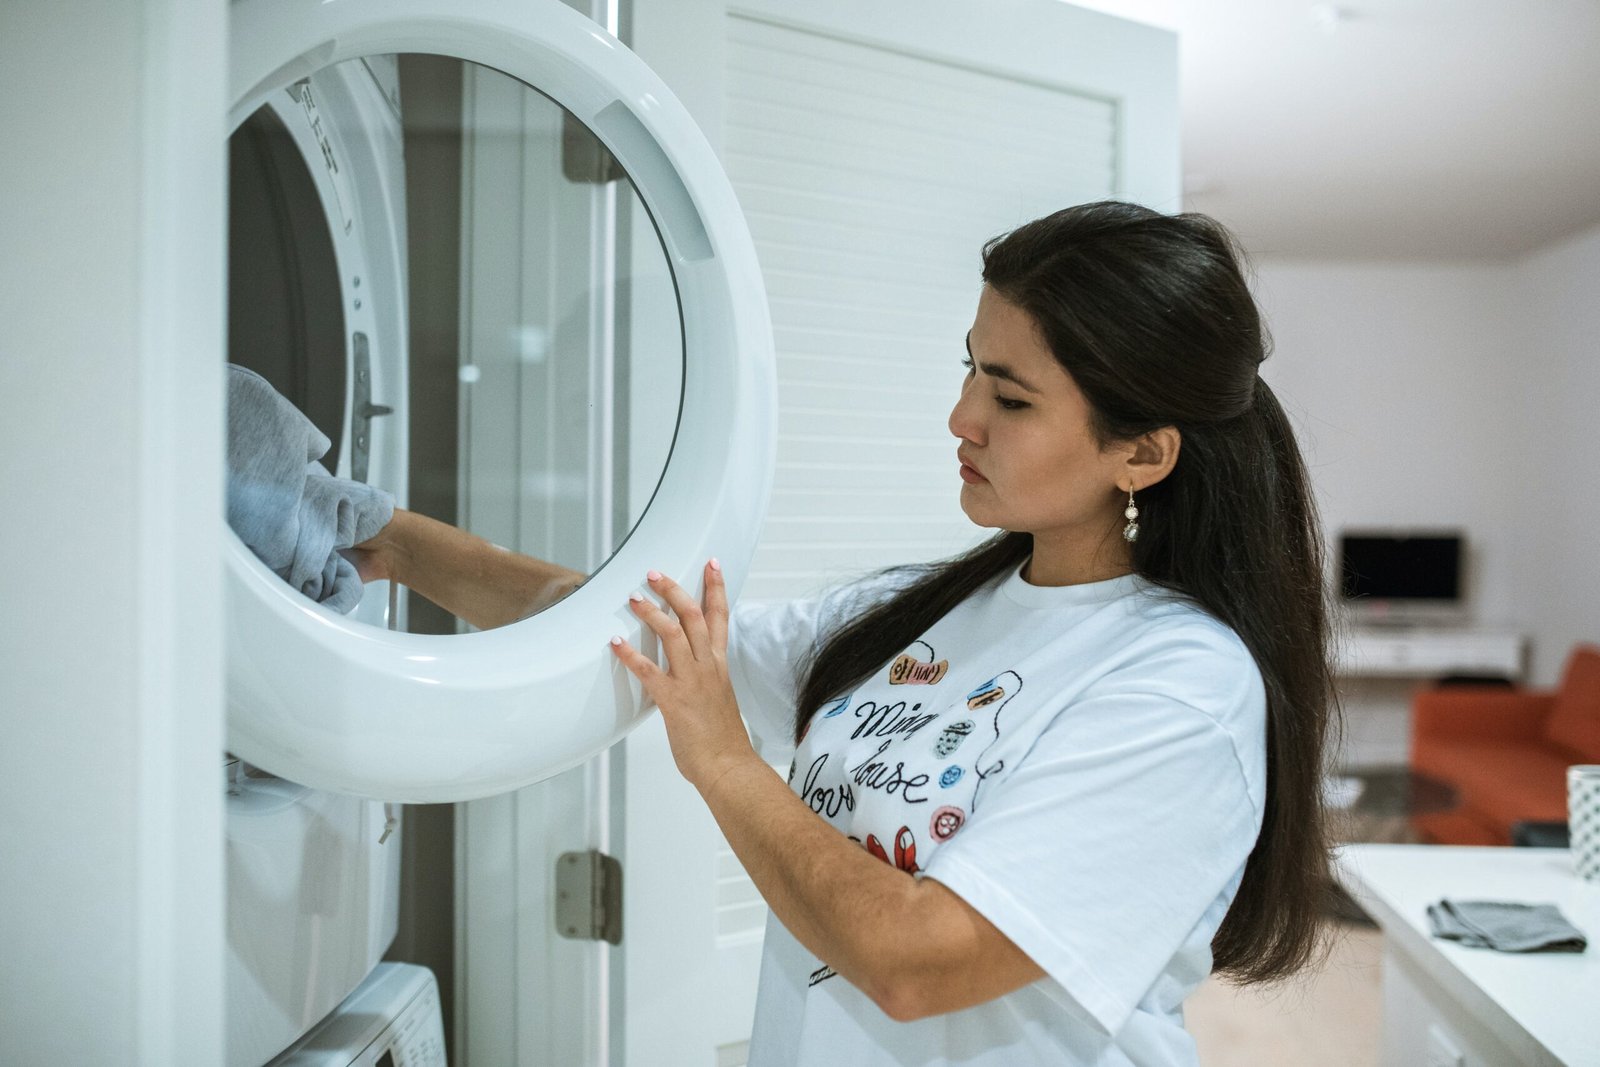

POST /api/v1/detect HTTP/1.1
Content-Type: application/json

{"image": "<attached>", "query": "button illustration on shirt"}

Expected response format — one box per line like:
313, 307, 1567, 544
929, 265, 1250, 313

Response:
929, 806, 965, 841
932, 719, 975, 758
966, 678, 1006, 710
939, 764, 964, 788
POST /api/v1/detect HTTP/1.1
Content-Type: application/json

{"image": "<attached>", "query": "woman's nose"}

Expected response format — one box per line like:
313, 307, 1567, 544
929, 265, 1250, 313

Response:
948, 384, 983, 444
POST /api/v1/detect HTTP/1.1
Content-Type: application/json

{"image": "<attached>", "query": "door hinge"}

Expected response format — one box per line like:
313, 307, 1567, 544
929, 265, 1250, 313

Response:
555, 849, 623, 945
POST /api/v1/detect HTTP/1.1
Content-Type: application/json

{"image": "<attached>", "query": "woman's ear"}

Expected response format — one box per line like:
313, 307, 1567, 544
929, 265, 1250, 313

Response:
1126, 426, 1181, 490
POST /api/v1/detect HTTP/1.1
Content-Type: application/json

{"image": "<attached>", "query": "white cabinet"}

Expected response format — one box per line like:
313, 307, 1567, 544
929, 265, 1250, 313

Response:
1337, 627, 1526, 681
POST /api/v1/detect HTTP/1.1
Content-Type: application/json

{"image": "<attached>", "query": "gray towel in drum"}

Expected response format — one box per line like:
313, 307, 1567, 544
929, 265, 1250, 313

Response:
226, 364, 394, 614
1426, 899, 1588, 953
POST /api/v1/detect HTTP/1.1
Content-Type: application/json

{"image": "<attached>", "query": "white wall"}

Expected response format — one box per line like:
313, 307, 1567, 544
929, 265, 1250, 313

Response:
1249, 222, 1600, 764
0, 1, 226, 1062
1252, 259, 1526, 620
1507, 223, 1600, 685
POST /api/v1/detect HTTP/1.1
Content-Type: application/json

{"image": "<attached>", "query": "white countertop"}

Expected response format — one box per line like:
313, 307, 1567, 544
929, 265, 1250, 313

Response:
1334, 844, 1600, 1067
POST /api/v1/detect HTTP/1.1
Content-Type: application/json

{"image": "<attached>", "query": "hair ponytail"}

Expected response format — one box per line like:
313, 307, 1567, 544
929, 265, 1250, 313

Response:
1135, 372, 1342, 981
793, 201, 1341, 985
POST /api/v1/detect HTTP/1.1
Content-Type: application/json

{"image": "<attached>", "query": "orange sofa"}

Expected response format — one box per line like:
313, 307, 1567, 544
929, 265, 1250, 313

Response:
1410, 643, 1600, 846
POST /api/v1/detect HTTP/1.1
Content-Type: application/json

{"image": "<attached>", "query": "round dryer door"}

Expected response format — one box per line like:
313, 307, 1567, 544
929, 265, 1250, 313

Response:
225, 0, 775, 802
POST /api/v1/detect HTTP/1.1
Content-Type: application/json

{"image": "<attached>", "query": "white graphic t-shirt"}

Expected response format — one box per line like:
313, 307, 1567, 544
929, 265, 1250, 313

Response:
726, 559, 1268, 1067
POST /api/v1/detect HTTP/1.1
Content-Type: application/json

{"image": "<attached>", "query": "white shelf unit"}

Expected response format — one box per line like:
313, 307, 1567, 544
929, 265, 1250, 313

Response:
1335, 627, 1527, 681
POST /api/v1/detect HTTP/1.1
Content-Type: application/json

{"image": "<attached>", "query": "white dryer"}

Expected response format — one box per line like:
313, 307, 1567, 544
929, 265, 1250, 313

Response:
223, 0, 776, 805
221, 2, 775, 1061
225, 42, 418, 1066
228, 45, 410, 631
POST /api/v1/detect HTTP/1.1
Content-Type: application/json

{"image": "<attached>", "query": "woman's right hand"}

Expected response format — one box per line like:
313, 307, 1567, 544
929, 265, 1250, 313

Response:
348, 515, 405, 585
350, 508, 586, 630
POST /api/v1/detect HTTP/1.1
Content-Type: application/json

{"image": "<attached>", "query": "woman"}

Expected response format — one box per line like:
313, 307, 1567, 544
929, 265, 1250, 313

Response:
357, 200, 1340, 1065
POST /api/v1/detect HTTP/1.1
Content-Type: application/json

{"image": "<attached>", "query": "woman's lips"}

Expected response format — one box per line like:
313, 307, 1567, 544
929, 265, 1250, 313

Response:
958, 461, 987, 484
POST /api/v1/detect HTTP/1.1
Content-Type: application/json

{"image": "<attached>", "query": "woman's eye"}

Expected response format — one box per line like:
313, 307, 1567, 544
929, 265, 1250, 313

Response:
996, 397, 1028, 411
960, 356, 975, 373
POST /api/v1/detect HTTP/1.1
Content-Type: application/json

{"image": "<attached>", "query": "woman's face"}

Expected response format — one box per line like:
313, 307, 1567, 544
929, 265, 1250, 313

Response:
948, 286, 1129, 545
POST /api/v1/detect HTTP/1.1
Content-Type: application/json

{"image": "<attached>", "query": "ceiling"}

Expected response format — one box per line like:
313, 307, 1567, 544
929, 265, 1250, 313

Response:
1064, 1, 1600, 260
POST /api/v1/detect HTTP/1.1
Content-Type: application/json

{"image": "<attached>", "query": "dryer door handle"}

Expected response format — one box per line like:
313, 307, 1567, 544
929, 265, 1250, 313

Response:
350, 331, 392, 483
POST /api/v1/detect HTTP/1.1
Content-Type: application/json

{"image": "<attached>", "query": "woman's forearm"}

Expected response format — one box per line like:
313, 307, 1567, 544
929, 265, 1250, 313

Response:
608, 567, 1034, 1022
697, 755, 929, 1018
359, 508, 587, 630
698, 751, 1041, 1022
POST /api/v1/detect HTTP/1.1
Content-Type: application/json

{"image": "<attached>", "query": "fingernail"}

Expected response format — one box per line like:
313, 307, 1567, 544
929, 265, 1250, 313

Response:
609, 635, 622, 646
710, 557, 722, 573
647, 569, 662, 581
628, 592, 643, 603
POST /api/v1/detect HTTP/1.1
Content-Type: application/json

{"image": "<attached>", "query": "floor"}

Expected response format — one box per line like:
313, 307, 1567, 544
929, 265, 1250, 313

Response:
1185, 919, 1385, 1067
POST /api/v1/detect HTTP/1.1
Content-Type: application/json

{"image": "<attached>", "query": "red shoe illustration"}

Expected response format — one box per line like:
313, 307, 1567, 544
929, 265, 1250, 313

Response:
863, 826, 920, 875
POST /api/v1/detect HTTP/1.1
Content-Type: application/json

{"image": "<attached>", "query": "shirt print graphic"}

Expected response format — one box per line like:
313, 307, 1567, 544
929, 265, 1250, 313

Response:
888, 639, 948, 685
968, 670, 1022, 813
794, 641, 1025, 991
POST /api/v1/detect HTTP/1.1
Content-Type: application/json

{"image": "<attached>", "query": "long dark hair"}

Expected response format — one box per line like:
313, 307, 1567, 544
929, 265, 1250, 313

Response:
792, 200, 1341, 985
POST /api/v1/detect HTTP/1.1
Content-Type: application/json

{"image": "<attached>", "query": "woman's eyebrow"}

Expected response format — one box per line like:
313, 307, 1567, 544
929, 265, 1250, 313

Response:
965, 332, 1042, 394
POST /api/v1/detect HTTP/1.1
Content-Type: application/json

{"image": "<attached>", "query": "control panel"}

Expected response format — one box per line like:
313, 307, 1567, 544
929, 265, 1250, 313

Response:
271, 963, 447, 1066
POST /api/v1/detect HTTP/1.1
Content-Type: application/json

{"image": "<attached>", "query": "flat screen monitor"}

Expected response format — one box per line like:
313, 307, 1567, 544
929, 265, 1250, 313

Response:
1338, 530, 1465, 624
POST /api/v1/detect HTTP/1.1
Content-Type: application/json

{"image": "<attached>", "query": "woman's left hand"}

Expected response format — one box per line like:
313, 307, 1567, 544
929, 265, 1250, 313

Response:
610, 561, 758, 795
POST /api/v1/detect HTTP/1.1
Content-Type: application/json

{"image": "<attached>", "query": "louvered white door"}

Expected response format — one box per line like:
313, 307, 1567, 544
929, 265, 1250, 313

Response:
727, 12, 1133, 593
617, 2, 1177, 1063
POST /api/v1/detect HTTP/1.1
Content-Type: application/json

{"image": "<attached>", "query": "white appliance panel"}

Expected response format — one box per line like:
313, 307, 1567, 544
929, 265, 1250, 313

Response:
225, 766, 403, 1067
268, 963, 447, 1066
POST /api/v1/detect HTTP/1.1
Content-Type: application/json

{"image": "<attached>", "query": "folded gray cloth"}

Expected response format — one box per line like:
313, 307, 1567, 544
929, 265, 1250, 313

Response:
1426, 899, 1588, 953
226, 365, 394, 613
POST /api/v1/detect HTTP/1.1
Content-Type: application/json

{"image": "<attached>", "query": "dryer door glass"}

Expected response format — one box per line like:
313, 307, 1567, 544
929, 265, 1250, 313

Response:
226, 53, 684, 634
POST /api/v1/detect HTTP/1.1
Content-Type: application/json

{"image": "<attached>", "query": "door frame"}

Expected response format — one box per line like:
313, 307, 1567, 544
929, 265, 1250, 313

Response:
609, 1, 1178, 1063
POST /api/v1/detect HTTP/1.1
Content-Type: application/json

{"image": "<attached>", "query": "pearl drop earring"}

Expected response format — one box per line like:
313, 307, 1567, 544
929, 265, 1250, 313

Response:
1122, 484, 1140, 542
